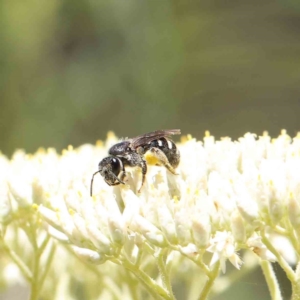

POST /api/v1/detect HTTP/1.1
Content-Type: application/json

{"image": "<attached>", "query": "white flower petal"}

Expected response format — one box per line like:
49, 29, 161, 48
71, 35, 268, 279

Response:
133, 215, 166, 247
71, 246, 106, 264
179, 243, 198, 256
157, 204, 177, 244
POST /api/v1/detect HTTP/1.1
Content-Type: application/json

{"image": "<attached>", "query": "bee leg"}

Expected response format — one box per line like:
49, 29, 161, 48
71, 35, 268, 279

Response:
137, 160, 147, 193
150, 147, 178, 175
120, 171, 127, 182
109, 172, 126, 186
136, 146, 145, 155
109, 181, 124, 186
112, 162, 127, 185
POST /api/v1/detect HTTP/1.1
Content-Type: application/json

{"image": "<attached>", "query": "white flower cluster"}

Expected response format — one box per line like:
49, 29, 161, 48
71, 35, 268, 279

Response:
1, 130, 300, 299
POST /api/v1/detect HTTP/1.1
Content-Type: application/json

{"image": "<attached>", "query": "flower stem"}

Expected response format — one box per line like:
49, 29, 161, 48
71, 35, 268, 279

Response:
121, 259, 171, 300
197, 261, 220, 300
156, 249, 175, 299
29, 235, 40, 300
292, 262, 300, 300
0, 239, 32, 282
172, 245, 210, 276
261, 232, 295, 283
260, 260, 282, 300
261, 232, 300, 300
38, 241, 56, 289
211, 255, 257, 296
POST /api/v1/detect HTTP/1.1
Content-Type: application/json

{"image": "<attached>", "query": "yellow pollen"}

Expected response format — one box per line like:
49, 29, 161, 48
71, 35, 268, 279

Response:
263, 131, 269, 136
47, 147, 56, 153
187, 134, 193, 140
173, 195, 179, 203
180, 136, 188, 143
107, 131, 116, 139
145, 152, 160, 165
96, 140, 103, 147
214, 201, 219, 211
69, 209, 75, 216
32, 204, 39, 211
281, 129, 287, 136
205, 130, 210, 137
37, 147, 46, 154
67, 145, 73, 151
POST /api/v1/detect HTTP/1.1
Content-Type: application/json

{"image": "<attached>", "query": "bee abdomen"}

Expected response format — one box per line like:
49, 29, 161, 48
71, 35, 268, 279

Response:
148, 138, 180, 168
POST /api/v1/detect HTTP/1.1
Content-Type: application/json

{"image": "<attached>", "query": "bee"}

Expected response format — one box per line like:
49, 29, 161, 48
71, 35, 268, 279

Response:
90, 129, 181, 196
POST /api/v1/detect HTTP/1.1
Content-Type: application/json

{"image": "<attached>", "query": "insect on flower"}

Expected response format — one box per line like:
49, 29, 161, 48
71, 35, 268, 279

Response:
90, 129, 181, 196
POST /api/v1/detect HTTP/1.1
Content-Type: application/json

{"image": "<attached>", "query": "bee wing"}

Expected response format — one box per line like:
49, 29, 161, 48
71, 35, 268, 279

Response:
130, 129, 181, 149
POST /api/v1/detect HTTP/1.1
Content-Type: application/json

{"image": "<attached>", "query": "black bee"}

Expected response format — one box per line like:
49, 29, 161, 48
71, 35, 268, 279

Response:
90, 129, 181, 196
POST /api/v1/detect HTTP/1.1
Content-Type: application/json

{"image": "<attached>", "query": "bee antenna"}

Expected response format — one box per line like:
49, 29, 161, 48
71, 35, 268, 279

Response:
90, 171, 100, 197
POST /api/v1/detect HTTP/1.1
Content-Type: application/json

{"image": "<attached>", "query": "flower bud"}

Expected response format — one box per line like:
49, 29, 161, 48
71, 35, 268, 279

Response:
86, 224, 113, 254
268, 183, 284, 223
133, 215, 166, 247
71, 245, 106, 264
236, 194, 259, 225
287, 193, 300, 229
230, 210, 246, 243
174, 210, 192, 246
107, 215, 125, 246
157, 204, 177, 244
191, 213, 210, 248
0, 180, 11, 223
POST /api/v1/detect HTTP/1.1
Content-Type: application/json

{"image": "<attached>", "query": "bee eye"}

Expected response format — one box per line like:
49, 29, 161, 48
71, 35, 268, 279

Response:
111, 158, 122, 174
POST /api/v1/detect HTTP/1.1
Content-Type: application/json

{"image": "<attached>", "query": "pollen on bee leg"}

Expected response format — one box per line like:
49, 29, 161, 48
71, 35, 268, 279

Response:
144, 151, 159, 166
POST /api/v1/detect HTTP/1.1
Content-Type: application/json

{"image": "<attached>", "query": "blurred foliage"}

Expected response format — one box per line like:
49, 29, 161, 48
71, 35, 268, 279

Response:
0, 0, 300, 157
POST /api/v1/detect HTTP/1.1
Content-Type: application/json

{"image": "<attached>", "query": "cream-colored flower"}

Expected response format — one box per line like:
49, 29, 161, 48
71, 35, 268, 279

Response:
247, 233, 276, 261
207, 231, 242, 273
1, 130, 300, 300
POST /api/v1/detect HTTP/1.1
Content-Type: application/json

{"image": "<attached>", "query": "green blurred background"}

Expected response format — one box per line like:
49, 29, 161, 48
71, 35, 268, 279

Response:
1, 0, 300, 157
0, 1, 298, 298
